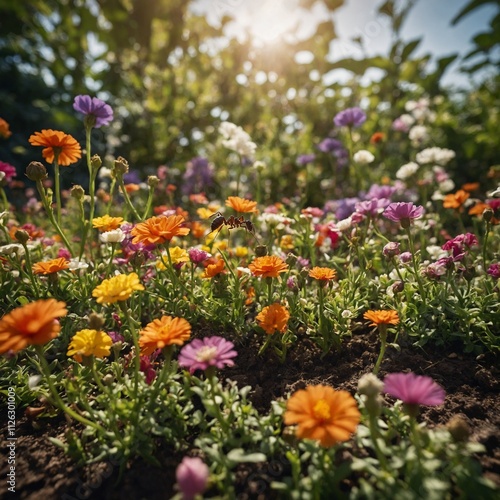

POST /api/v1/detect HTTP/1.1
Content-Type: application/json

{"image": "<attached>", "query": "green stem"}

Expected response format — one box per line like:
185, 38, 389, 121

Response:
35, 346, 105, 433
142, 186, 155, 220
368, 413, 388, 470
373, 326, 387, 375
0, 186, 8, 210
207, 370, 230, 433
19, 242, 40, 299
482, 221, 490, 270
405, 227, 426, 301
53, 156, 62, 226
105, 243, 117, 278
117, 176, 142, 221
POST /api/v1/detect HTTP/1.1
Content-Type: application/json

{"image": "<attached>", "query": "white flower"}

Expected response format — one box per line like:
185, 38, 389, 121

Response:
487, 185, 500, 198
68, 258, 89, 271
399, 113, 415, 127
438, 179, 455, 193
408, 125, 428, 143
0, 211, 9, 225
219, 121, 256, 157
353, 150, 375, 164
218, 121, 238, 139
426, 245, 447, 260
416, 147, 456, 166
100, 229, 125, 243
341, 310, 353, 319
396, 162, 419, 180
0, 243, 25, 256
0, 172, 5, 182
98, 167, 113, 179
335, 217, 352, 232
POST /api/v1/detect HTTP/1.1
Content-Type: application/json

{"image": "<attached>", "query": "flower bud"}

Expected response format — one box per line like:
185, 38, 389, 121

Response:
447, 415, 471, 442
70, 185, 85, 200
358, 373, 384, 398
383, 242, 400, 259
482, 207, 494, 223
147, 175, 160, 188
26, 161, 48, 181
175, 457, 209, 500
91, 154, 102, 171
130, 251, 146, 268
14, 229, 30, 244
88, 312, 105, 330
392, 281, 405, 294
255, 245, 268, 257
113, 156, 129, 176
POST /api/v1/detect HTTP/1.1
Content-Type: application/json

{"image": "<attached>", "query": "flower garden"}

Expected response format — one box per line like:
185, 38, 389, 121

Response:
1, 1, 500, 499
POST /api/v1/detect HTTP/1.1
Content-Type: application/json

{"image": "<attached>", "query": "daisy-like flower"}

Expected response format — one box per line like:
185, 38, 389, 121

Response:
0, 118, 12, 138
443, 190, 470, 210
66, 329, 113, 362
333, 107, 366, 128
384, 372, 445, 407
363, 310, 399, 327
131, 215, 190, 246
225, 196, 258, 213
73, 95, 113, 128
139, 315, 191, 355
248, 255, 288, 278
178, 336, 237, 374
256, 303, 290, 335
32, 257, 70, 275
0, 299, 67, 354
309, 267, 337, 282
201, 258, 225, 278
157, 246, 190, 270
383, 202, 424, 228
92, 273, 145, 304
188, 248, 210, 265
99, 229, 126, 244
28, 129, 82, 166
92, 215, 125, 232
284, 384, 361, 447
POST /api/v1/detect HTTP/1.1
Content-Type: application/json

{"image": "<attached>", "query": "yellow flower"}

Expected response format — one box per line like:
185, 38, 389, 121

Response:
280, 235, 294, 251
67, 329, 112, 362
92, 273, 145, 304
139, 316, 191, 355
92, 215, 125, 232
197, 207, 220, 220
234, 246, 248, 258
157, 246, 190, 270
256, 303, 290, 334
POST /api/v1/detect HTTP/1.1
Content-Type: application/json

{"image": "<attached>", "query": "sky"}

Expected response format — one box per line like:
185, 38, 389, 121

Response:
193, 0, 498, 87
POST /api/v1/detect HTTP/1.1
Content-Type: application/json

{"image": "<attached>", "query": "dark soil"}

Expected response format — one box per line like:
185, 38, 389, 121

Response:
1, 329, 499, 499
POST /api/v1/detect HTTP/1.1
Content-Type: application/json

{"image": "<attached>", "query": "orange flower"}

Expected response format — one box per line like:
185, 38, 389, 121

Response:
201, 258, 225, 278
131, 215, 190, 245
189, 193, 208, 204
225, 196, 258, 213
443, 190, 470, 210
248, 256, 288, 278
139, 315, 191, 355
0, 299, 67, 354
370, 132, 386, 145
190, 221, 206, 239
309, 267, 337, 281
92, 215, 124, 232
33, 258, 69, 275
468, 202, 499, 224
256, 303, 290, 334
124, 183, 140, 193
461, 182, 480, 192
0, 118, 12, 139
28, 129, 82, 166
363, 310, 399, 327
284, 385, 360, 447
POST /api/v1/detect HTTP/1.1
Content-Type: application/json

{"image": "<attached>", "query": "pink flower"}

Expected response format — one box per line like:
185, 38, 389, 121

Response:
176, 457, 209, 500
384, 372, 445, 406
188, 248, 210, 265
0, 161, 16, 183
487, 263, 500, 279
139, 355, 157, 385
178, 336, 237, 374
383, 202, 424, 228
442, 233, 479, 261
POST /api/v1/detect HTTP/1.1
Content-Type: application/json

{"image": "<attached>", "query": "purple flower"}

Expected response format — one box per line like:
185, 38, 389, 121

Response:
334, 107, 366, 128
108, 331, 125, 344
123, 170, 141, 185
182, 157, 214, 195
355, 198, 390, 217
73, 95, 113, 128
383, 242, 400, 259
178, 336, 237, 374
366, 184, 397, 201
383, 202, 424, 228
176, 457, 209, 500
399, 252, 413, 264
0, 161, 16, 183
442, 233, 479, 261
384, 372, 445, 406
317, 138, 343, 154
334, 197, 359, 220
297, 154, 316, 166
487, 263, 500, 279
188, 248, 210, 265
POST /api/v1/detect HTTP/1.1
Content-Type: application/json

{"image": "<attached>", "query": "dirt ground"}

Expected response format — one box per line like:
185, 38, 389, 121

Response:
1, 328, 499, 499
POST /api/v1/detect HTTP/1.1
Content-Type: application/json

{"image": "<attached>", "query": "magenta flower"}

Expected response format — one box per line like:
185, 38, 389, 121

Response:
382, 241, 400, 259
384, 372, 445, 406
0, 161, 16, 183
73, 95, 113, 128
178, 336, 237, 374
334, 107, 367, 128
139, 355, 156, 385
175, 457, 209, 500
383, 202, 424, 228
487, 263, 500, 279
188, 247, 210, 265
442, 233, 479, 261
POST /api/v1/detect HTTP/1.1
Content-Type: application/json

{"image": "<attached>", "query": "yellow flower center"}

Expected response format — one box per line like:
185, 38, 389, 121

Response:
313, 399, 331, 421
195, 346, 218, 362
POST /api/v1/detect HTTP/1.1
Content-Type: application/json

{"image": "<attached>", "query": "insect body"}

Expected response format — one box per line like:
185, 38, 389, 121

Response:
208, 211, 258, 242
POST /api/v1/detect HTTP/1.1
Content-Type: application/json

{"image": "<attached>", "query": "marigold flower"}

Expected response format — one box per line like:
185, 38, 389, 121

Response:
384, 372, 445, 406
0, 118, 12, 138
284, 385, 361, 447
248, 255, 288, 278
225, 196, 258, 213
363, 309, 399, 327
201, 258, 225, 278
139, 316, 191, 355
309, 267, 337, 281
33, 257, 70, 275
178, 336, 237, 374
28, 129, 82, 166
0, 299, 67, 354
92, 273, 145, 304
67, 329, 113, 362
256, 303, 290, 335
131, 215, 190, 245
443, 190, 470, 209
92, 215, 125, 232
